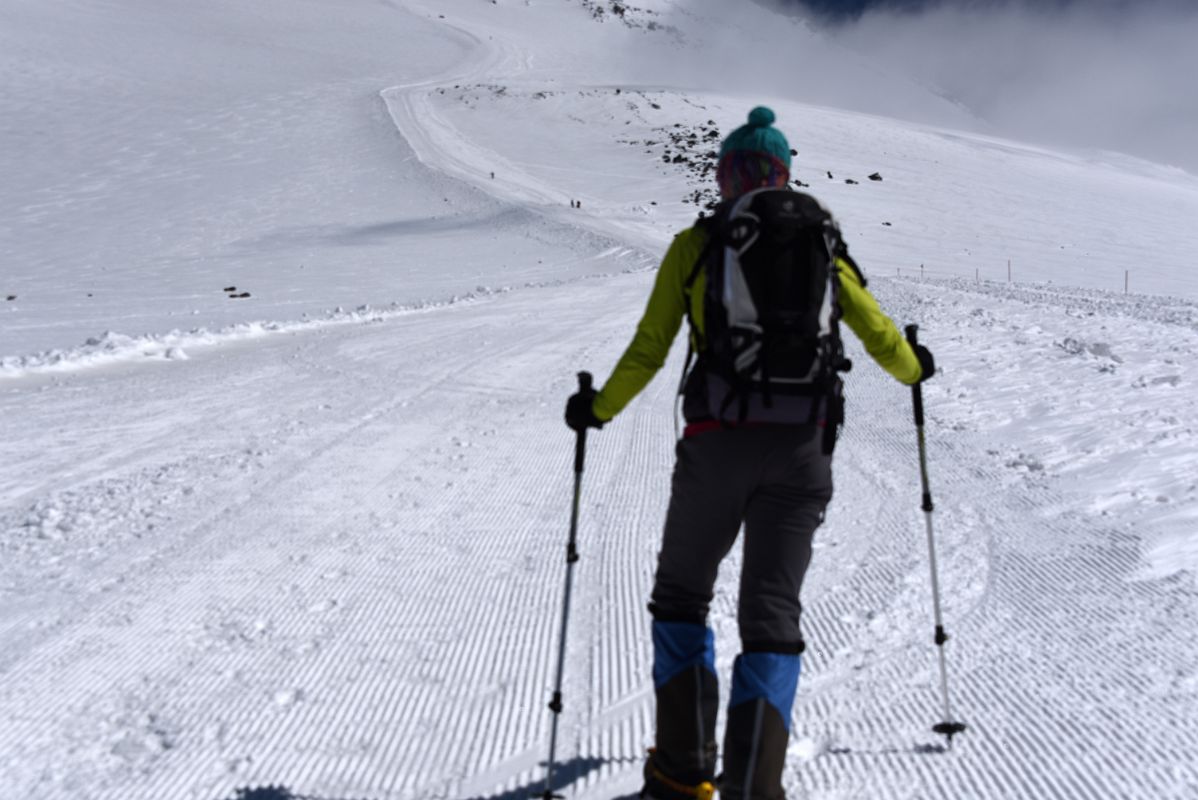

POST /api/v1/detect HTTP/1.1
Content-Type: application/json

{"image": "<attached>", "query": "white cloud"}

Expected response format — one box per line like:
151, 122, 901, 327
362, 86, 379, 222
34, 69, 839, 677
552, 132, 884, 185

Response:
625, 0, 983, 129
810, 0, 1198, 172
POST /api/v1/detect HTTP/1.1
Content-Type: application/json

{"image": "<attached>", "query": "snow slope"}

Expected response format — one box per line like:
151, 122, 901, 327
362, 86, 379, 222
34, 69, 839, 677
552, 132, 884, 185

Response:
0, 0, 645, 358
2, 1, 1198, 799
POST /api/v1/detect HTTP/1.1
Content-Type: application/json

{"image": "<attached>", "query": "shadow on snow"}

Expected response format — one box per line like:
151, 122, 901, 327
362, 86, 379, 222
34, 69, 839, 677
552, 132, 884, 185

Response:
227, 754, 625, 800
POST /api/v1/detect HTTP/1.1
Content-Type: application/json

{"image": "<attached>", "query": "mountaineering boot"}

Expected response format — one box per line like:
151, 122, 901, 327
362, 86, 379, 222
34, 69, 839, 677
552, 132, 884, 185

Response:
654, 661, 719, 781
641, 749, 717, 800
719, 652, 802, 800
643, 621, 719, 797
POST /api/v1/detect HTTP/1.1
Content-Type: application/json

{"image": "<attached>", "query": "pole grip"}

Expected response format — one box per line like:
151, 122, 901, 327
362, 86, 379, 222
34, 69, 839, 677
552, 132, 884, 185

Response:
574, 372, 593, 474
905, 326, 925, 427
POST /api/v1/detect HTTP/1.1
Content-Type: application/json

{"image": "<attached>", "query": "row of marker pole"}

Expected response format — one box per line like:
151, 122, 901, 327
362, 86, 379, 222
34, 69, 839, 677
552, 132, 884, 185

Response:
898, 261, 1132, 294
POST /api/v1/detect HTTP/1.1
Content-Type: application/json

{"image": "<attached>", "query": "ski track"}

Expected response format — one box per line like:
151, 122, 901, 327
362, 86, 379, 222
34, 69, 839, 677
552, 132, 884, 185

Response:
1, 280, 648, 800
8, 270, 1193, 800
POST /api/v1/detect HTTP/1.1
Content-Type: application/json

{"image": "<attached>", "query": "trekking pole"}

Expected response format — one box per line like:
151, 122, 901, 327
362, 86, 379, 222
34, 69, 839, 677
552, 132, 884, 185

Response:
904, 326, 967, 747
539, 371, 592, 799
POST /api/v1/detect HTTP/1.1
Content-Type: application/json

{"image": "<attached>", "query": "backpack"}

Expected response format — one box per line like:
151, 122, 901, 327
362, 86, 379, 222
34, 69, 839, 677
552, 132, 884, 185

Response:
681, 188, 857, 449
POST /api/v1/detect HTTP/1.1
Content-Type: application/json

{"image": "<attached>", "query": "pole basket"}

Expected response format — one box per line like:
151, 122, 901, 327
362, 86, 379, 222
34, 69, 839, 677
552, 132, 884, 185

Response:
933, 720, 968, 743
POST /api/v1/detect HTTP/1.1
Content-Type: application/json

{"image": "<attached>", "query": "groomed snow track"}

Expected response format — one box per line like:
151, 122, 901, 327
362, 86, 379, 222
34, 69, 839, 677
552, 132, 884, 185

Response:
5, 272, 1197, 800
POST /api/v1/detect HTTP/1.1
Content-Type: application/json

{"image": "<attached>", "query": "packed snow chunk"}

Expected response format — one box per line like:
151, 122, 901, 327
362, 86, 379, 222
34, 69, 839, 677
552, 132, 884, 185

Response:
787, 735, 827, 761
105, 709, 177, 766
1056, 336, 1123, 363
306, 599, 337, 614
1132, 373, 1182, 389
21, 501, 88, 541
1140, 510, 1198, 586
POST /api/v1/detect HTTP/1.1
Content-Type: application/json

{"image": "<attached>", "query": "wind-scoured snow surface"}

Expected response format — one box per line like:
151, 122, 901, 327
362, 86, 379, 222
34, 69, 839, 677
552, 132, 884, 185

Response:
2, 1, 1197, 799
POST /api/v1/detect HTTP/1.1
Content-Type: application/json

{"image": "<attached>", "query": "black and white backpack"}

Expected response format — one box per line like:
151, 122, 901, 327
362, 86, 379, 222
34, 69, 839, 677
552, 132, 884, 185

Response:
682, 188, 857, 442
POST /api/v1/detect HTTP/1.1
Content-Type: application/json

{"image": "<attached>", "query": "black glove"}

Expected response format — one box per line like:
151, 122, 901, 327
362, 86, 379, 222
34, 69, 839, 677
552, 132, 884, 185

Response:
914, 344, 936, 382
565, 388, 605, 432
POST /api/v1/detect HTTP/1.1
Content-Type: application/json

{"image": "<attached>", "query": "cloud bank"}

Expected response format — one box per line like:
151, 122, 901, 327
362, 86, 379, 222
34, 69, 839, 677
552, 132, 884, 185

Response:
787, 0, 1198, 173
626, 0, 982, 131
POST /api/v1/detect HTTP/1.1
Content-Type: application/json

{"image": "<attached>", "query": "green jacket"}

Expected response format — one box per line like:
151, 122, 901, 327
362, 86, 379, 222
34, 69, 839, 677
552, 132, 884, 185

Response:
594, 225, 922, 422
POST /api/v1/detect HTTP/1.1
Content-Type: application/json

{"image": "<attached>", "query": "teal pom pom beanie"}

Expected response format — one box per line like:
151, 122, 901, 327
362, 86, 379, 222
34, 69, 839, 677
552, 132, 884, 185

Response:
718, 106, 791, 169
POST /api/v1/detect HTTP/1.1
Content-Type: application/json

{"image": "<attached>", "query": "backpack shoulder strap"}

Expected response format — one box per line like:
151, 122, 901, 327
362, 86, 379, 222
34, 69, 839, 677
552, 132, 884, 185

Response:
833, 236, 868, 288
686, 206, 725, 290
674, 208, 729, 413
682, 202, 734, 317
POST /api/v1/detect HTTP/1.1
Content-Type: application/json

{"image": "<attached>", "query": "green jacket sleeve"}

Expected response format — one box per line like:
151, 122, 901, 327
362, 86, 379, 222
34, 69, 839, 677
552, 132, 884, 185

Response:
837, 259, 923, 384
593, 228, 704, 421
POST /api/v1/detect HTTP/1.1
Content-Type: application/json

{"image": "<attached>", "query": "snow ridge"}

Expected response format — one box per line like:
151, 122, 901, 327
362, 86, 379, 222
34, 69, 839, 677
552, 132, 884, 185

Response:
0, 258, 653, 379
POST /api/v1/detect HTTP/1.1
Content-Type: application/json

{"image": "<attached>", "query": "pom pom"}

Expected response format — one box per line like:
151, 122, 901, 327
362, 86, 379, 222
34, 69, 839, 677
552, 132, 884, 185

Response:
747, 106, 776, 128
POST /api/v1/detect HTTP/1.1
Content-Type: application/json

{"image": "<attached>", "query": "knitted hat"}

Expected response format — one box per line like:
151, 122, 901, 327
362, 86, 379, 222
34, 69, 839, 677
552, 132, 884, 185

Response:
718, 106, 791, 169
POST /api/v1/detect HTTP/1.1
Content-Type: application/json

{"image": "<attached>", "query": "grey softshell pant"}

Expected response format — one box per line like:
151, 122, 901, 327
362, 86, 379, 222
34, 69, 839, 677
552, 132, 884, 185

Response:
648, 424, 832, 800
